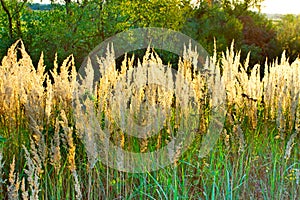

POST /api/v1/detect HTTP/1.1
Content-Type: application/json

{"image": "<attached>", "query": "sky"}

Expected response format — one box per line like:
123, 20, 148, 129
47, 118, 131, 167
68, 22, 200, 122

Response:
261, 0, 300, 14
33, 0, 300, 15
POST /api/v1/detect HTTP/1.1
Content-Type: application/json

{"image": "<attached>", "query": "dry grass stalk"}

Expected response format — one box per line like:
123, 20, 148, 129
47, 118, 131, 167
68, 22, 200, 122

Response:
72, 170, 82, 200
222, 43, 242, 107
140, 138, 149, 153
223, 129, 230, 151
8, 156, 20, 200
27, 116, 46, 173
0, 150, 5, 195
171, 141, 184, 167
45, 74, 53, 123
263, 54, 300, 134
0, 40, 33, 130
21, 178, 29, 200
50, 118, 61, 173
59, 110, 76, 172
59, 110, 82, 198
233, 124, 245, 154
74, 60, 100, 169
277, 90, 286, 137
284, 131, 298, 160
23, 145, 40, 200
51, 54, 76, 111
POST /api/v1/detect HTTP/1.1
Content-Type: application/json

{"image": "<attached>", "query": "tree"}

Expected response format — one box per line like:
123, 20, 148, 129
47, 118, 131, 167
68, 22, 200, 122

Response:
13, 0, 193, 69
0, 0, 29, 60
183, 0, 280, 69
239, 12, 279, 67
0, 0, 28, 39
21, 0, 109, 68
114, 0, 192, 31
183, 1, 243, 56
221, 0, 264, 11
276, 15, 300, 62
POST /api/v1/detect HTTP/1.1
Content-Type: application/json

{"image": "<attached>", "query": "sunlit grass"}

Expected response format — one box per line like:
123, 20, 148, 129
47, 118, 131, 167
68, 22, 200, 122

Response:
0, 40, 299, 199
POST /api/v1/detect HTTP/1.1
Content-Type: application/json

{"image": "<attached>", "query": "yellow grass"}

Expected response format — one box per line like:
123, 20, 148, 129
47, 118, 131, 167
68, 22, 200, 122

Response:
0, 40, 299, 199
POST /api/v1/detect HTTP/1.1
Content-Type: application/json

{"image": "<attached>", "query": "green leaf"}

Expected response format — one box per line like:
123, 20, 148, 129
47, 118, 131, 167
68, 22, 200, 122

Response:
0, 135, 6, 143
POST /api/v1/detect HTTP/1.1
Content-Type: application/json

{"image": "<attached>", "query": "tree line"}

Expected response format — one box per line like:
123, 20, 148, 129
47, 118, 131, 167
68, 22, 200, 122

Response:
0, 0, 299, 71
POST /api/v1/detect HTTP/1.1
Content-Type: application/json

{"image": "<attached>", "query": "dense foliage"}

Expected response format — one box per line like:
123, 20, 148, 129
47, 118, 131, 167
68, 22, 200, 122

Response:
0, 0, 299, 70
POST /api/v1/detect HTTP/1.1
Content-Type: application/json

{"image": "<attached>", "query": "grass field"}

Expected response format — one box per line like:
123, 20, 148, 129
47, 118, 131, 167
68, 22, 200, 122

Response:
0, 40, 299, 199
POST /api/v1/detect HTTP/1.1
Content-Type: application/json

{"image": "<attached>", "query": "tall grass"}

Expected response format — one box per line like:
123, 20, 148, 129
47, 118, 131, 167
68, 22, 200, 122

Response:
0, 40, 299, 199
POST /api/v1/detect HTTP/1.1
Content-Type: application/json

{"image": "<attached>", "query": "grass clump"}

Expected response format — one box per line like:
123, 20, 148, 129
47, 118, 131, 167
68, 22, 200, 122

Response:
0, 40, 299, 199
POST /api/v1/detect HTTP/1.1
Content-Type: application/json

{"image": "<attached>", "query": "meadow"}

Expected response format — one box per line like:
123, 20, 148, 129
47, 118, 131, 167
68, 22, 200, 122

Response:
0, 40, 299, 199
